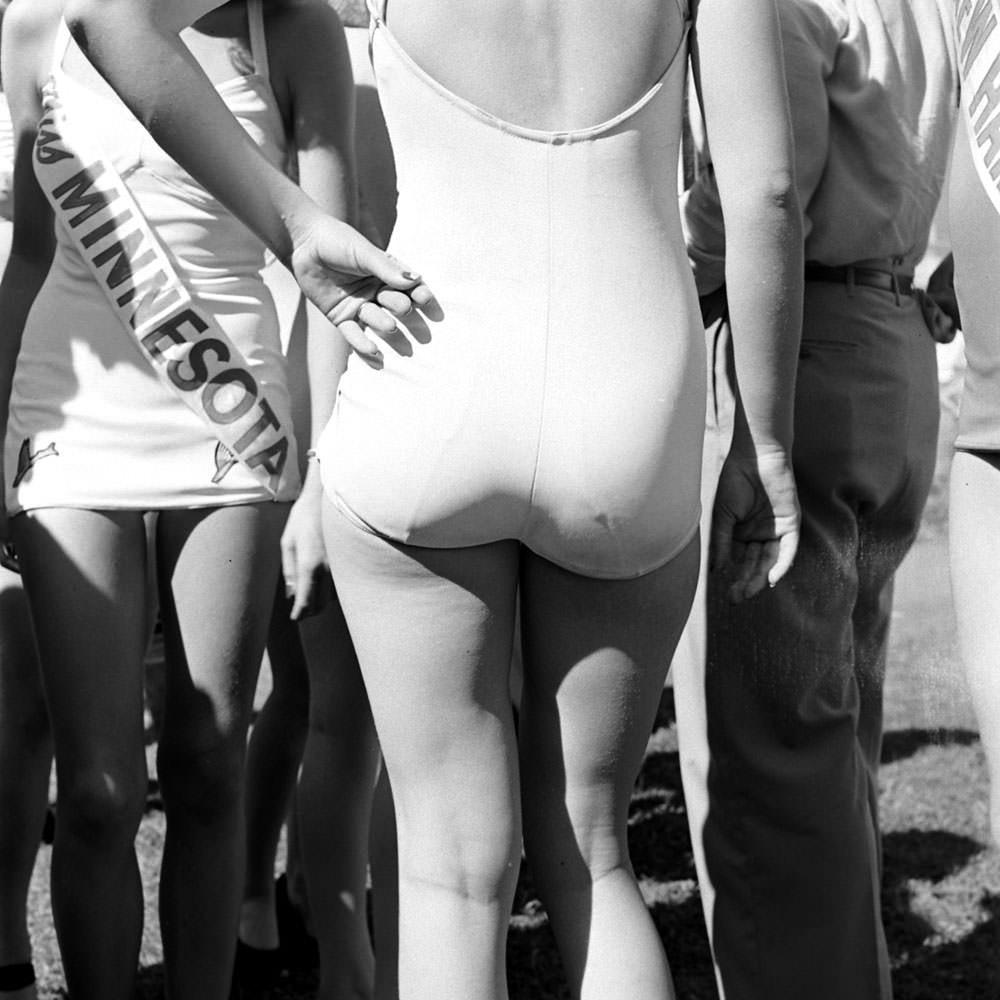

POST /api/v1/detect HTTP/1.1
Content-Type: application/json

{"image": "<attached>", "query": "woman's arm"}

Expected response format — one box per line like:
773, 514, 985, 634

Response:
693, 0, 803, 598
271, 0, 357, 619
64, 0, 431, 357
65, 0, 300, 256
0, 1, 59, 531
327, 0, 368, 29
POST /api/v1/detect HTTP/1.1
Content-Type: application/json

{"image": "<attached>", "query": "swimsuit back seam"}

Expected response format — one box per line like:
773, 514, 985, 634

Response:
520, 142, 556, 536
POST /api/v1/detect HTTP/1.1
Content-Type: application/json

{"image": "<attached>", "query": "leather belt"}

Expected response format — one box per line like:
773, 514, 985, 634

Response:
804, 263, 914, 297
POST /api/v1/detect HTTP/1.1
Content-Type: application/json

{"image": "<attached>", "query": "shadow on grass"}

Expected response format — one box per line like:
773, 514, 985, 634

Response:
882, 828, 987, 970
890, 893, 1000, 1000
881, 728, 979, 766
883, 829, 984, 884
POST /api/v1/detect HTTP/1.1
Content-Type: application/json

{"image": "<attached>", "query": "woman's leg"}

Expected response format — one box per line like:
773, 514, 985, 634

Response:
368, 766, 398, 1000
239, 583, 311, 955
324, 501, 521, 1000
11, 509, 151, 1000
154, 502, 287, 1000
518, 536, 700, 1000
296, 592, 381, 1000
950, 449, 1000, 843
0, 564, 51, 1000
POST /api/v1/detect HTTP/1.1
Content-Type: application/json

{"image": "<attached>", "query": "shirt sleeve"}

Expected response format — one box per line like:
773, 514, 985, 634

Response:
775, 0, 839, 250
681, 0, 838, 289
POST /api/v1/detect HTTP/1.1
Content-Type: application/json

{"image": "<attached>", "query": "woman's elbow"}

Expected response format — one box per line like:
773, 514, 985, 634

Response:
738, 168, 798, 214
723, 169, 802, 237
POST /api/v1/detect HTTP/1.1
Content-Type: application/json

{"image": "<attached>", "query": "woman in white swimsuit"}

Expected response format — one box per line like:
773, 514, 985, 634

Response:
0, 1, 364, 997
67, 0, 803, 997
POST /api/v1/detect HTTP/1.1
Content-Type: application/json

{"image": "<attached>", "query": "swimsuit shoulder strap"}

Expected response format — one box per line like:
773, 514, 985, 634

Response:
247, 0, 270, 80
51, 19, 73, 77
366, 0, 387, 23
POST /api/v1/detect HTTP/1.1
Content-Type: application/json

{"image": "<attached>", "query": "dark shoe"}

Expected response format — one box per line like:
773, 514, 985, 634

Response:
230, 939, 281, 1000
0, 963, 35, 993
275, 874, 319, 972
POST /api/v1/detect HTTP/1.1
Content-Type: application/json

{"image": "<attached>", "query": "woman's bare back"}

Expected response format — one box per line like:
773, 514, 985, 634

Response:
381, 0, 687, 131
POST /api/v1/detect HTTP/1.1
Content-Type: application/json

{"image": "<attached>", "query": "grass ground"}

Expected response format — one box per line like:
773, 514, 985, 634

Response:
26, 354, 1000, 999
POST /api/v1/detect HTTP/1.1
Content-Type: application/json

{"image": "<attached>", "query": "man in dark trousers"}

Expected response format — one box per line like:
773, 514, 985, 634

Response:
675, 2, 958, 997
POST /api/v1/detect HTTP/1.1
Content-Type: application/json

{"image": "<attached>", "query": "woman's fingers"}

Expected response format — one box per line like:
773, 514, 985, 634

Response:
337, 319, 383, 366
375, 287, 416, 317
293, 219, 445, 361
356, 299, 399, 334
281, 538, 327, 620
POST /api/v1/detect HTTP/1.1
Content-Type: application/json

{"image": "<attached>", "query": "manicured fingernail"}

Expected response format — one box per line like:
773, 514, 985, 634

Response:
402, 271, 420, 281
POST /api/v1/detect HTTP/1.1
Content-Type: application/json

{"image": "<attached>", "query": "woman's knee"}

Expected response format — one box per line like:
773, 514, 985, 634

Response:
403, 835, 521, 904
157, 738, 246, 824
58, 766, 146, 848
522, 793, 626, 896
397, 785, 521, 901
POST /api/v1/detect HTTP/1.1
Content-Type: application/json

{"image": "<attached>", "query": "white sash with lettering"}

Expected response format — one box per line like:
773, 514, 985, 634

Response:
34, 82, 292, 497
957, 0, 1000, 216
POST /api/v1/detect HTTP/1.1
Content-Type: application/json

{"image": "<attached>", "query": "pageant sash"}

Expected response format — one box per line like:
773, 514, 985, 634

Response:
34, 80, 292, 497
957, 0, 1000, 216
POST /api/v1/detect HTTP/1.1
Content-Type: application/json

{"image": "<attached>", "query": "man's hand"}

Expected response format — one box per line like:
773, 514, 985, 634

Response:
917, 253, 960, 344
710, 447, 800, 603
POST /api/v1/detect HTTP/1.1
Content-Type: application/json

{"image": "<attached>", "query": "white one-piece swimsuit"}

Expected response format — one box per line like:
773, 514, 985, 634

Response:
319, 0, 706, 580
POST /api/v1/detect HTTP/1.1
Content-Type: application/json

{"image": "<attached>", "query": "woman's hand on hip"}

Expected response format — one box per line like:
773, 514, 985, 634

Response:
290, 215, 437, 366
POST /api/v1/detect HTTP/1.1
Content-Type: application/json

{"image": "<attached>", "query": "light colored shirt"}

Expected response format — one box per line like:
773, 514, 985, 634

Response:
684, 0, 959, 294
